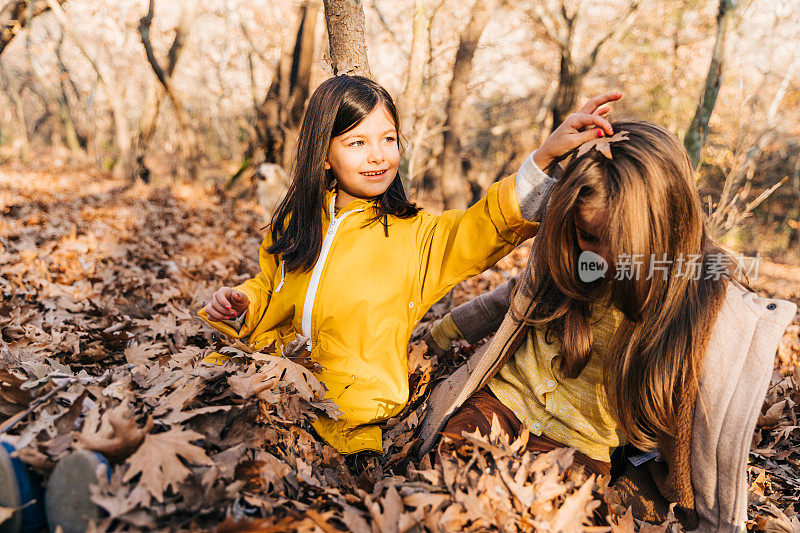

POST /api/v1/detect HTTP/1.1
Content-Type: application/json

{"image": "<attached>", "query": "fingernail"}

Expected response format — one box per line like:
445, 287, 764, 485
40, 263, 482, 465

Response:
597, 130, 603, 137
231, 311, 236, 317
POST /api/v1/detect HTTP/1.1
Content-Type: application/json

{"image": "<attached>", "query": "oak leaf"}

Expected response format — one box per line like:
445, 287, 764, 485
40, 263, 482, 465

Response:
576, 130, 630, 159
78, 401, 154, 460
123, 427, 213, 502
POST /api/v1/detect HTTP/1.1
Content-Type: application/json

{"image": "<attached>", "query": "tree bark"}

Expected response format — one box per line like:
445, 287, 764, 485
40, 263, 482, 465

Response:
139, 5, 193, 146
0, 0, 65, 56
322, 0, 371, 77
684, 0, 736, 169
439, 0, 493, 210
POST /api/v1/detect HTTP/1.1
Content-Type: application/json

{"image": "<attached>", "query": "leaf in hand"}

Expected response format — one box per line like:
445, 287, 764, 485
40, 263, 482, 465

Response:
576, 130, 630, 159
123, 427, 213, 502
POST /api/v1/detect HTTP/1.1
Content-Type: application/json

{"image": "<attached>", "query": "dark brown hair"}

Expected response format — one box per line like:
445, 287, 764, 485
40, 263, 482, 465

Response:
268, 75, 419, 272
516, 119, 733, 449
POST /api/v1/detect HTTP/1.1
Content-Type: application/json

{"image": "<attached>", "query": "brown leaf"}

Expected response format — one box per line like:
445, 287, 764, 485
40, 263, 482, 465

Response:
758, 399, 786, 427
608, 506, 636, 532
0, 368, 32, 417
78, 401, 154, 460
576, 130, 630, 160
123, 427, 213, 501
550, 476, 600, 532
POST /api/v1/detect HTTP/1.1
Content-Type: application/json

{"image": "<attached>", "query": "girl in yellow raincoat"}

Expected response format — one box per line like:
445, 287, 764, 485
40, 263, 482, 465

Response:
199, 75, 619, 454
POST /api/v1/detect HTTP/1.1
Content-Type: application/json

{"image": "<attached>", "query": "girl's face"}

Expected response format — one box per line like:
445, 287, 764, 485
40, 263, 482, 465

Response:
325, 105, 400, 208
575, 204, 612, 267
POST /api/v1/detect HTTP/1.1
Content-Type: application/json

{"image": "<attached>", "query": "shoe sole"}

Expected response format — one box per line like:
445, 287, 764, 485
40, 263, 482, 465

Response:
0, 443, 23, 533
45, 450, 110, 533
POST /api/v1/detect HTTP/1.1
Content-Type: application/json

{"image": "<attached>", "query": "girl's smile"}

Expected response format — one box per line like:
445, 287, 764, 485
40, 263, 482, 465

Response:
325, 104, 400, 210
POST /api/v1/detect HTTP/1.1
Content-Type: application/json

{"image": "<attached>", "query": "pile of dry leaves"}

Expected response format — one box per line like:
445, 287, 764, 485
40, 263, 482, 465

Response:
1, 166, 798, 531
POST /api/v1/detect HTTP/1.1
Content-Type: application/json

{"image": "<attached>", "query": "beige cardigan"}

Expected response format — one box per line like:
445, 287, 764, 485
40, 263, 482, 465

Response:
415, 249, 796, 531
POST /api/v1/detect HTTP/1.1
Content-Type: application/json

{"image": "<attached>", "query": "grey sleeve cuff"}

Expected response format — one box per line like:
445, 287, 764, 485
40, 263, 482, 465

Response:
221, 310, 247, 332
515, 151, 559, 222
450, 275, 520, 344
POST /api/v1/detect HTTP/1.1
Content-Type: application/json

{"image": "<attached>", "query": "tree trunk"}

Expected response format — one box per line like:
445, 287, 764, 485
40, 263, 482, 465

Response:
0, 64, 30, 161
54, 28, 87, 149
249, 2, 318, 171
532, 1, 639, 133
322, 0, 371, 77
24, 7, 82, 154
0, 0, 66, 56
551, 52, 580, 129
139, 0, 200, 173
399, 0, 426, 137
684, 0, 736, 169
44, 0, 132, 177
439, 0, 493, 210
397, 0, 427, 192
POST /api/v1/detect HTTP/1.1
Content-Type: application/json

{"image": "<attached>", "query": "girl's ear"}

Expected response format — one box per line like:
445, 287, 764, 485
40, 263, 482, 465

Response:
324, 161, 331, 170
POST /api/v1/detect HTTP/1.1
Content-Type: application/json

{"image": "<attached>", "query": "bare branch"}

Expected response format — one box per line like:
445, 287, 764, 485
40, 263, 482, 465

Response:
577, 0, 640, 77
44, 0, 131, 171
0, 0, 64, 56
527, 2, 569, 50
138, 0, 198, 158
370, 0, 406, 54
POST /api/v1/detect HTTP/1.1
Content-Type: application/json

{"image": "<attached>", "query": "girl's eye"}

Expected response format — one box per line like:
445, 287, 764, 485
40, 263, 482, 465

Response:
383, 136, 397, 143
348, 140, 364, 147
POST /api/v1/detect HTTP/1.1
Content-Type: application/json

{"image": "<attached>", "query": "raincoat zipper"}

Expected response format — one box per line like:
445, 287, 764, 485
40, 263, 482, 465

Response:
301, 196, 363, 348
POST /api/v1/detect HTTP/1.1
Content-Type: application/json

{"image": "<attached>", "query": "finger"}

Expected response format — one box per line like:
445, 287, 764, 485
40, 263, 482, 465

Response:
214, 291, 232, 311
207, 305, 226, 321
210, 300, 230, 317
578, 92, 622, 115
567, 113, 614, 136
568, 128, 616, 149
232, 291, 248, 304
595, 105, 611, 116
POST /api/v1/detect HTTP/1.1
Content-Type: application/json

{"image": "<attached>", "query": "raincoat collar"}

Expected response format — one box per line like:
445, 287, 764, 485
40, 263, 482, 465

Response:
323, 188, 378, 216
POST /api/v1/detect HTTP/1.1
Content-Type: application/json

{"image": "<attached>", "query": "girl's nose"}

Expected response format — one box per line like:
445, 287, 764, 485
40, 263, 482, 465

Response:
366, 143, 385, 164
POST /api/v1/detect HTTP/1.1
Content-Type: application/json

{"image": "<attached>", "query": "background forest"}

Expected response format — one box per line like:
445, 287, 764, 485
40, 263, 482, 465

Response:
1, 0, 799, 263
1, 0, 799, 531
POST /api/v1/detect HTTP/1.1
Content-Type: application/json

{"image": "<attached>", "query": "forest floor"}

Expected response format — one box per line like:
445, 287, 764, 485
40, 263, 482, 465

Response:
1, 163, 799, 531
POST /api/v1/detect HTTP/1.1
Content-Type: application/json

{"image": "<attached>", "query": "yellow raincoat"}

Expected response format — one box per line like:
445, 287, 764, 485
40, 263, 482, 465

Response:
198, 174, 538, 454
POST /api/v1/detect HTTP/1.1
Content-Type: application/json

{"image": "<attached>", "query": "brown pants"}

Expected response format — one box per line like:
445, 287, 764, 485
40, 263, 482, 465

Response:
441, 388, 611, 478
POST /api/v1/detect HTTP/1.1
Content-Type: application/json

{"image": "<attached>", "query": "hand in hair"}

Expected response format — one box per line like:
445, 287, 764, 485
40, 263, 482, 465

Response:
533, 92, 622, 170
205, 287, 250, 322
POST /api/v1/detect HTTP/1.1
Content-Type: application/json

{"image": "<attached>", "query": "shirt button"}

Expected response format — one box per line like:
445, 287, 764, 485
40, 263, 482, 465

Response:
546, 379, 556, 388
408, 302, 414, 309
532, 422, 541, 432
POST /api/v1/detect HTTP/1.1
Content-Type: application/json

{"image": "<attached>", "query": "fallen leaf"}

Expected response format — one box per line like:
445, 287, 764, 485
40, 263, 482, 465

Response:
123, 427, 213, 501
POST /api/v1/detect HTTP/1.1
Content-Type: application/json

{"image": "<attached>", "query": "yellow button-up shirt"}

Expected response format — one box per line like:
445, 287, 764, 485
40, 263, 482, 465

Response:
488, 297, 626, 462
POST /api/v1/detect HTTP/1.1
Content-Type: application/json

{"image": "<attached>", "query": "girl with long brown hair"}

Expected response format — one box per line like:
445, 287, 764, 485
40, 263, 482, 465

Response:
422, 119, 796, 529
